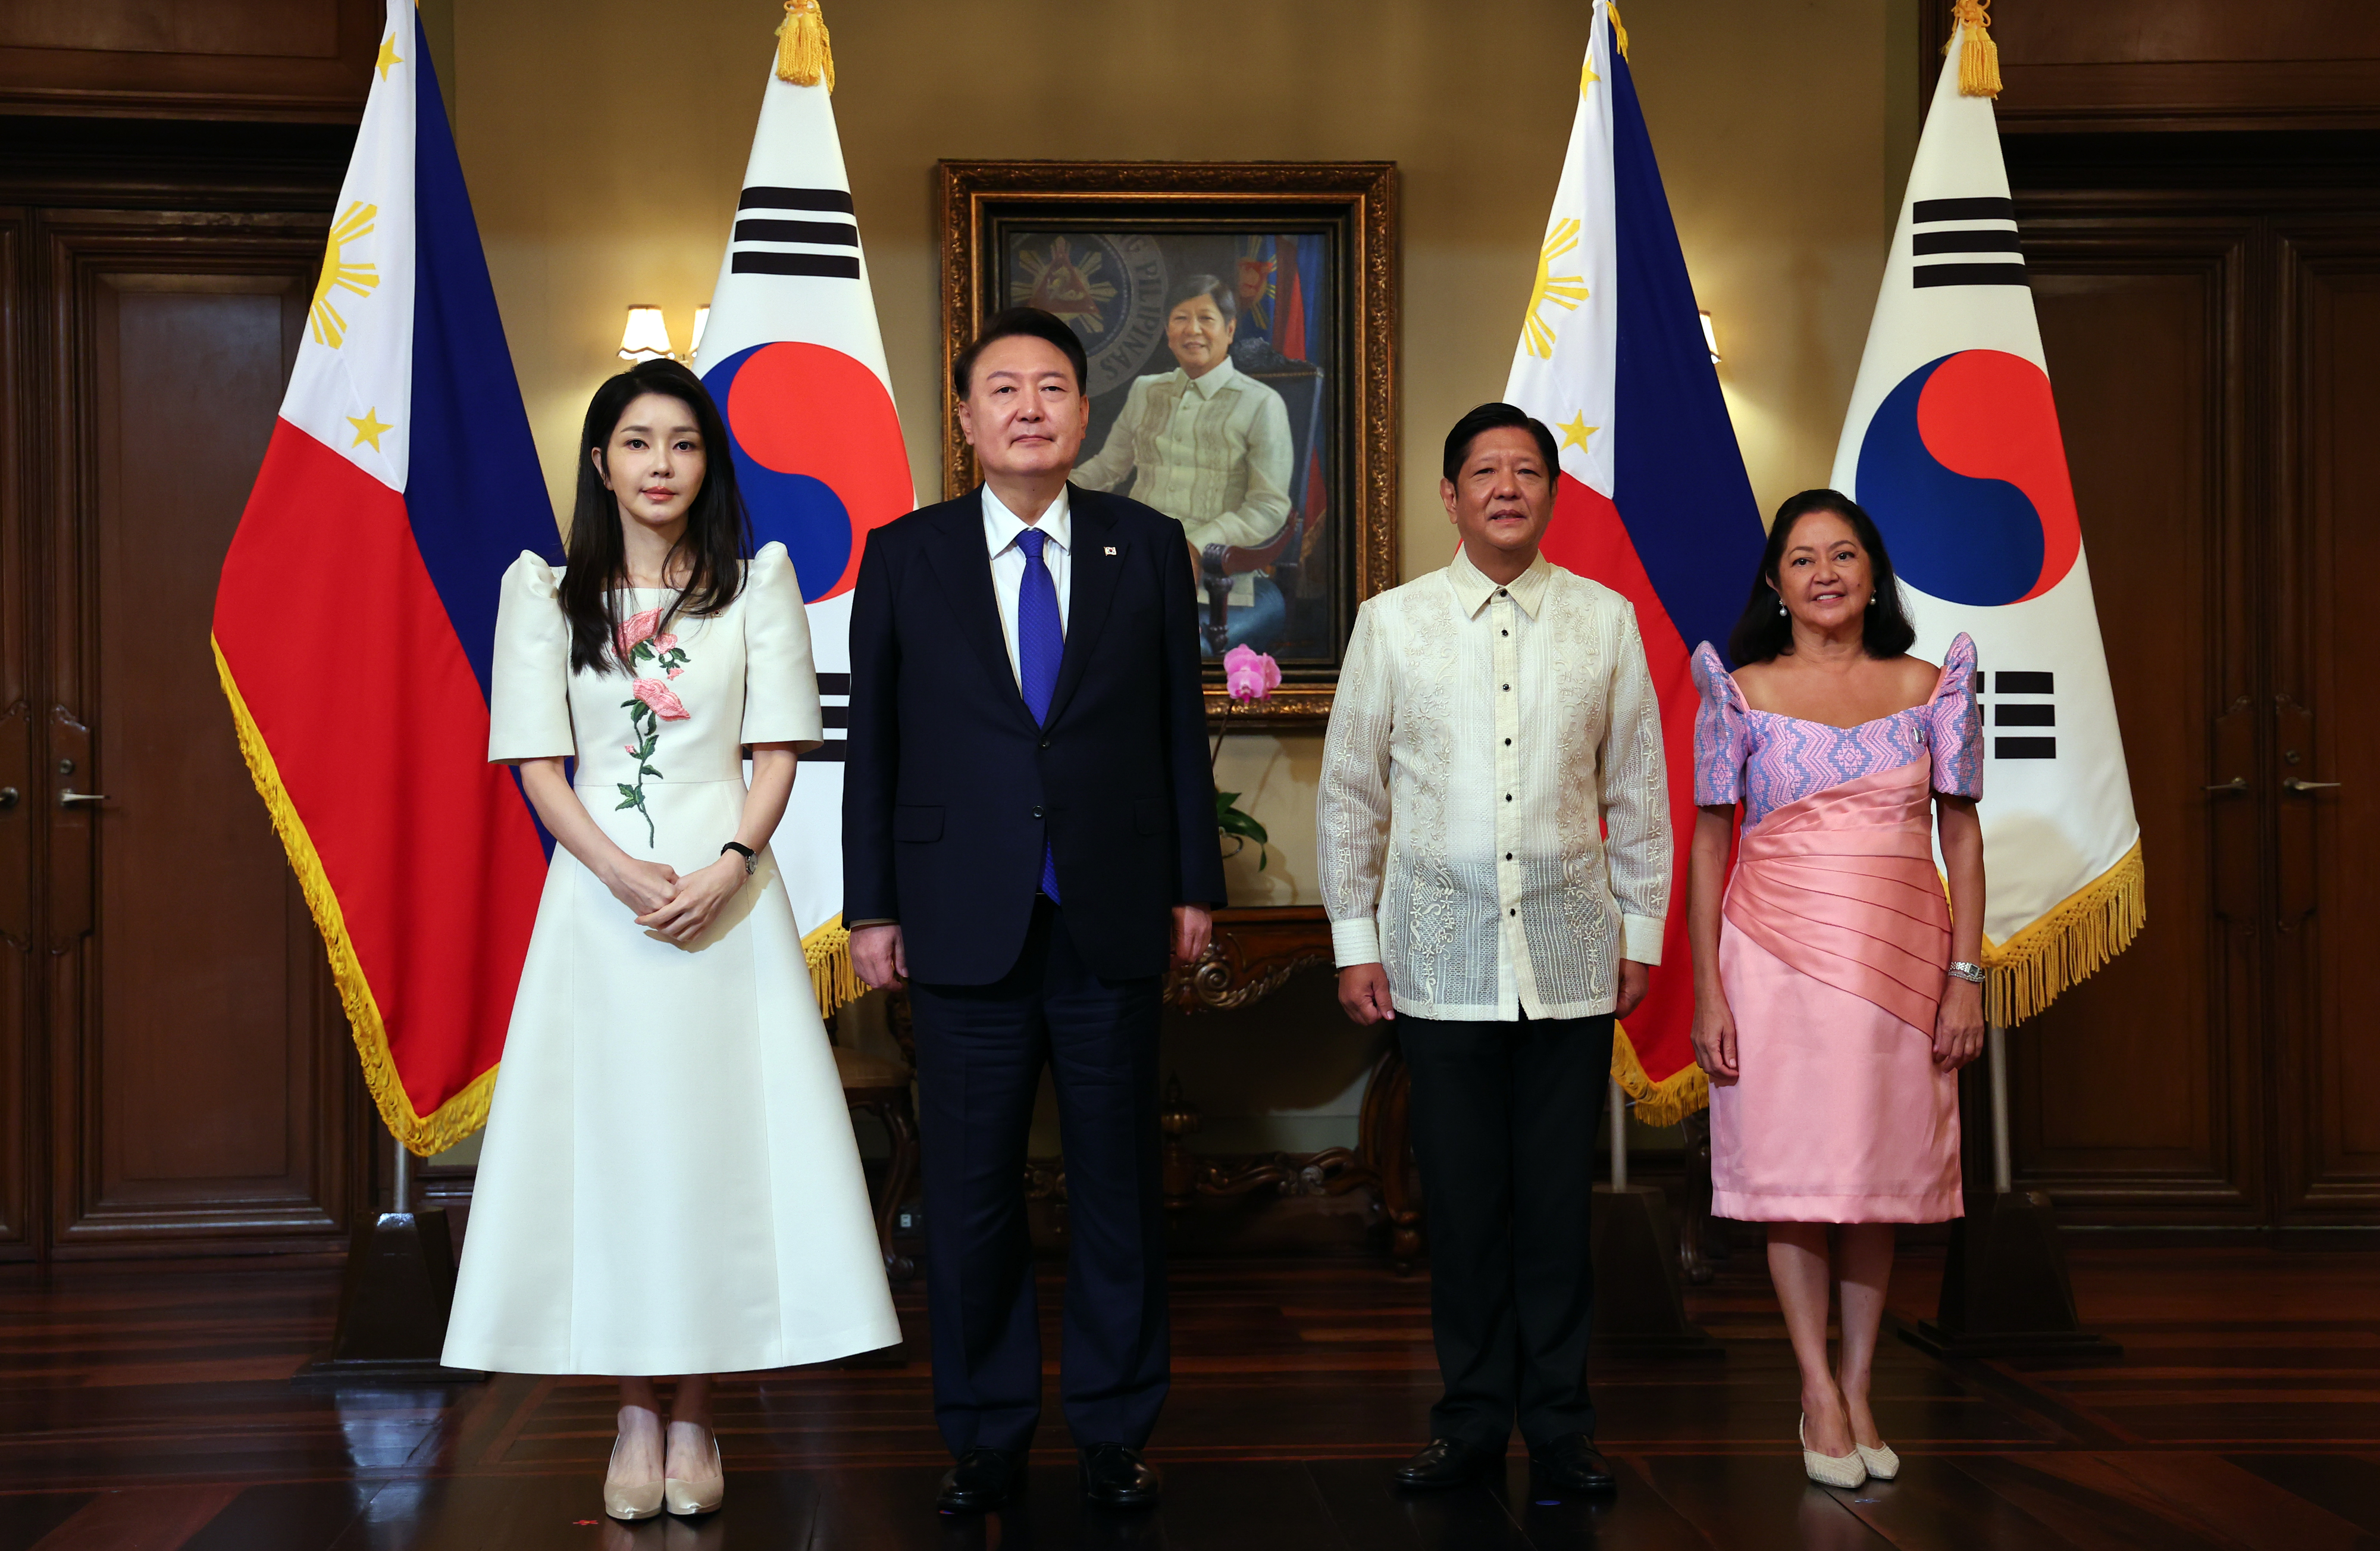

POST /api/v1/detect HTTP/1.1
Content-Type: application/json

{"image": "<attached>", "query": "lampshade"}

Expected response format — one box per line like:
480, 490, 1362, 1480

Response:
618, 305, 674, 362
690, 304, 712, 359
1699, 309, 1721, 365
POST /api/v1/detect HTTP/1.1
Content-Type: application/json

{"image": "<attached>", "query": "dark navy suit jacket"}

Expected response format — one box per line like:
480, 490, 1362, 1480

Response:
842, 484, 1227, 985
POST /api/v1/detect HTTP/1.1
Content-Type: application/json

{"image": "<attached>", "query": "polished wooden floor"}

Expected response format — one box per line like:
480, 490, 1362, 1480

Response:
2, 1246, 2376, 1549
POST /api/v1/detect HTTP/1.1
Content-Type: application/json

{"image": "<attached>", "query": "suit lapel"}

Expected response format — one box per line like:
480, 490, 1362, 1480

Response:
918, 489, 1034, 724
1048, 488, 1123, 728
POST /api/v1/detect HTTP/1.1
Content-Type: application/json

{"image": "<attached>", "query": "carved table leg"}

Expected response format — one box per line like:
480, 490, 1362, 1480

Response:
1678, 1106, 1719, 1284
1358, 1041, 1424, 1267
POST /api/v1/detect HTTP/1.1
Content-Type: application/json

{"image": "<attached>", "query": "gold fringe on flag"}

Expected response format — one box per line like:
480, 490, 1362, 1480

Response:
1611, 1021, 1709, 1128
775, 0, 835, 91
1606, 0, 1630, 60
212, 638, 494, 1158
1981, 839, 2145, 1027
1953, 0, 2002, 98
803, 915, 865, 1018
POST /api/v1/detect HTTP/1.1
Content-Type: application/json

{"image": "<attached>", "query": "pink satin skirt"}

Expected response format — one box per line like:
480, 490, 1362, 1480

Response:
1709, 758, 1962, 1224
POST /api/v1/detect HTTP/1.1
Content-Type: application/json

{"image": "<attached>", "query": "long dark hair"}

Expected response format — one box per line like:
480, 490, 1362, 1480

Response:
1726, 489, 1918, 665
559, 359, 753, 675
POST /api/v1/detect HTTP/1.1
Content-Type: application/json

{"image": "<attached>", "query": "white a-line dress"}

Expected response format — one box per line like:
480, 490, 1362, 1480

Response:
442, 543, 900, 1376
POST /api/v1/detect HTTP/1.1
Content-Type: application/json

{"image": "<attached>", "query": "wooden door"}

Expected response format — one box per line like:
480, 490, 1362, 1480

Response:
2006, 193, 2380, 1228
37, 209, 356, 1256
2274, 222, 2380, 1222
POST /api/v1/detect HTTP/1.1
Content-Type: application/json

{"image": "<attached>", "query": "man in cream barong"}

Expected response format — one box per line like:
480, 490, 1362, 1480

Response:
1075, 274, 1295, 653
1319, 402, 1670, 1499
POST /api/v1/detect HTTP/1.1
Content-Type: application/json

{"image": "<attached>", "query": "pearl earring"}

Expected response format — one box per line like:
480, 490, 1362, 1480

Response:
1867, 592, 1877, 609
1776, 599, 1787, 617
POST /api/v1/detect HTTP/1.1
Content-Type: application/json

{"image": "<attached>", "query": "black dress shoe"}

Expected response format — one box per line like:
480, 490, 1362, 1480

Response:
937, 1448, 1023, 1512
1395, 1437, 1504, 1490
1529, 1434, 1617, 1494
1079, 1443, 1161, 1508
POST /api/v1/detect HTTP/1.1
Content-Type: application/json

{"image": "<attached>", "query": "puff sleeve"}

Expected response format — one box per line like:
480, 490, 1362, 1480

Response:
487, 551, 576, 763
1929, 632, 1983, 799
739, 542, 824, 751
1690, 642, 1748, 808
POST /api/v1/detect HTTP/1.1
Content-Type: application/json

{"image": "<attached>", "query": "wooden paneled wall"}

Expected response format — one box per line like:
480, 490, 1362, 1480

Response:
0, 0, 374, 122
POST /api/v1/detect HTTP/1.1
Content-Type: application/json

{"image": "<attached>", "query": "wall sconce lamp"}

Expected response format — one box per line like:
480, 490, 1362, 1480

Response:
617, 304, 713, 364
1699, 309, 1721, 365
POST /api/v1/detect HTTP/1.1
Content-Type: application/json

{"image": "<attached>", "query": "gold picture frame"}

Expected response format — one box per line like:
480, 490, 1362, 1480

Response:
937, 160, 1399, 727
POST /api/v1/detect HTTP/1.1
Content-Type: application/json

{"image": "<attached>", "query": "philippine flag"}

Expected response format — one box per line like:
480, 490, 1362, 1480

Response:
212, 0, 560, 1155
1831, 17, 2143, 1025
1504, 0, 1769, 1125
691, 13, 913, 1013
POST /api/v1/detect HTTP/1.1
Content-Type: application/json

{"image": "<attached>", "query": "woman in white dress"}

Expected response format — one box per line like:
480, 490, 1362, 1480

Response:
443, 359, 900, 1520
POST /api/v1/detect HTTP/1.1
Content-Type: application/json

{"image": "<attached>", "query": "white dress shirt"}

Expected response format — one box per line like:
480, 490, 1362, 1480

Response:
982, 482, 1073, 688
1073, 357, 1293, 606
1317, 549, 1671, 1021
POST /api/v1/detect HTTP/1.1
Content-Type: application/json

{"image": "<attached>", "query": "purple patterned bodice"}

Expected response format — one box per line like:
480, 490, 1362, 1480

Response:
1691, 636, 1981, 827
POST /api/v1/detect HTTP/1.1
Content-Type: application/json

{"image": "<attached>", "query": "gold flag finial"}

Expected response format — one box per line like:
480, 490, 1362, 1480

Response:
1953, 0, 2002, 98
776, 0, 835, 91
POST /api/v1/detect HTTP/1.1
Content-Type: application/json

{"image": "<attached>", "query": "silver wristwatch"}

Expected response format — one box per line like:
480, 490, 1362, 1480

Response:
1946, 960, 1986, 985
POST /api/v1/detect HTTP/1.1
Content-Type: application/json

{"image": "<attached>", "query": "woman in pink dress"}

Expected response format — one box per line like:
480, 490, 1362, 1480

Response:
1686, 489, 1987, 1488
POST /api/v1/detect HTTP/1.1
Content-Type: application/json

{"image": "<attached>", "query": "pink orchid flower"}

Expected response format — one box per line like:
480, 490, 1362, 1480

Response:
631, 678, 691, 720
1223, 644, 1281, 703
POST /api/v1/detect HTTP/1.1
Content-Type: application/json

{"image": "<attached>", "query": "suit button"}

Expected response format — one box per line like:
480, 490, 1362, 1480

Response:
1039, 737, 1051, 749
1031, 805, 1045, 819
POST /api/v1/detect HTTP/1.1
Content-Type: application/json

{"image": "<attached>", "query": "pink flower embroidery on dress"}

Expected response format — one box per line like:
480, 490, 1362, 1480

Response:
612, 623, 696, 849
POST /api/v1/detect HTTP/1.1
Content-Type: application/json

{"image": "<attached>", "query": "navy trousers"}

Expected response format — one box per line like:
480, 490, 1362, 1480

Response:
907, 898, 1169, 1456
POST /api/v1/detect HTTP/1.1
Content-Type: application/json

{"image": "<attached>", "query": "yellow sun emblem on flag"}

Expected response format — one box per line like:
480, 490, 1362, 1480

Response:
309, 201, 381, 349
1523, 218, 1589, 360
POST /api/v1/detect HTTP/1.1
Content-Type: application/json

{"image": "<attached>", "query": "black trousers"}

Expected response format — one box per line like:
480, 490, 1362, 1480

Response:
906, 898, 1169, 1457
1401, 1010, 1615, 1452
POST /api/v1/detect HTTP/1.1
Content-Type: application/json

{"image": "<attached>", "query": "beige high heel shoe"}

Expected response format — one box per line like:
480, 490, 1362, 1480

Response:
664, 1428, 725, 1516
604, 1434, 665, 1521
1800, 1415, 1867, 1488
1855, 1440, 1900, 1481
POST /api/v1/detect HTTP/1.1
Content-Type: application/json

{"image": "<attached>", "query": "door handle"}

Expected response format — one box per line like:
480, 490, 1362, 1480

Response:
0, 786, 15, 811
2282, 778, 2340, 793
2204, 777, 2249, 794
58, 790, 108, 806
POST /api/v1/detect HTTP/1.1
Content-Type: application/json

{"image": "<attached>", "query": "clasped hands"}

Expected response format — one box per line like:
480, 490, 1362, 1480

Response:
1336, 958, 1651, 1026
600, 853, 746, 946
852, 906, 1216, 991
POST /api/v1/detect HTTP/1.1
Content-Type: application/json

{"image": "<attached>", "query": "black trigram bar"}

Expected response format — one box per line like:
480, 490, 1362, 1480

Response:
821, 705, 849, 729
1915, 262, 2029, 289
1996, 737, 2058, 759
1914, 229, 2022, 256
1995, 704, 2055, 727
740, 185, 856, 213
1914, 196, 2015, 223
735, 217, 859, 246
798, 742, 848, 763
816, 672, 853, 695
1996, 671, 2054, 694
733, 251, 862, 279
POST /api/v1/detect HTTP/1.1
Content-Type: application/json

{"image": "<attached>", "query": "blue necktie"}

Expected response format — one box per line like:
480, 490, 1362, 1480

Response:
1016, 528, 1063, 902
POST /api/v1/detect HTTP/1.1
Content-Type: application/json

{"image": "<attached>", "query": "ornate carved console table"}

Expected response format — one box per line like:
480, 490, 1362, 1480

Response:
1155, 905, 1424, 1262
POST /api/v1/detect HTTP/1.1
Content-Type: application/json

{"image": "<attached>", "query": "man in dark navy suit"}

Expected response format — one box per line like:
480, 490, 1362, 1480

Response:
844, 307, 1225, 1514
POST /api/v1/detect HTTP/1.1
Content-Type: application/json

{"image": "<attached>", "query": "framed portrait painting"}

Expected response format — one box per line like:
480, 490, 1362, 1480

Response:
937, 161, 1397, 724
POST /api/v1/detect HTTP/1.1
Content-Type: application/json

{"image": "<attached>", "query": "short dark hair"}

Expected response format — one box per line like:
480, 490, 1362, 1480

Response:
1726, 488, 1919, 664
953, 306, 1088, 398
1442, 402, 1559, 484
1164, 274, 1237, 324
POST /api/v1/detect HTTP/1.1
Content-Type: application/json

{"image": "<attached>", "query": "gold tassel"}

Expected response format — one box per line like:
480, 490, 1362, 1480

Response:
775, 0, 835, 92
1606, 0, 1630, 61
1611, 1023, 1709, 1127
1981, 840, 2146, 1026
214, 638, 494, 1157
804, 916, 865, 1018
1953, 0, 2002, 98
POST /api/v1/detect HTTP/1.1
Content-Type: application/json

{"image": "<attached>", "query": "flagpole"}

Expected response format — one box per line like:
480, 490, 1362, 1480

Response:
293, 1117, 482, 1388
1609, 1076, 1629, 1190
1987, 1024, 2012, 1194
392, 1128, 414, 1213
